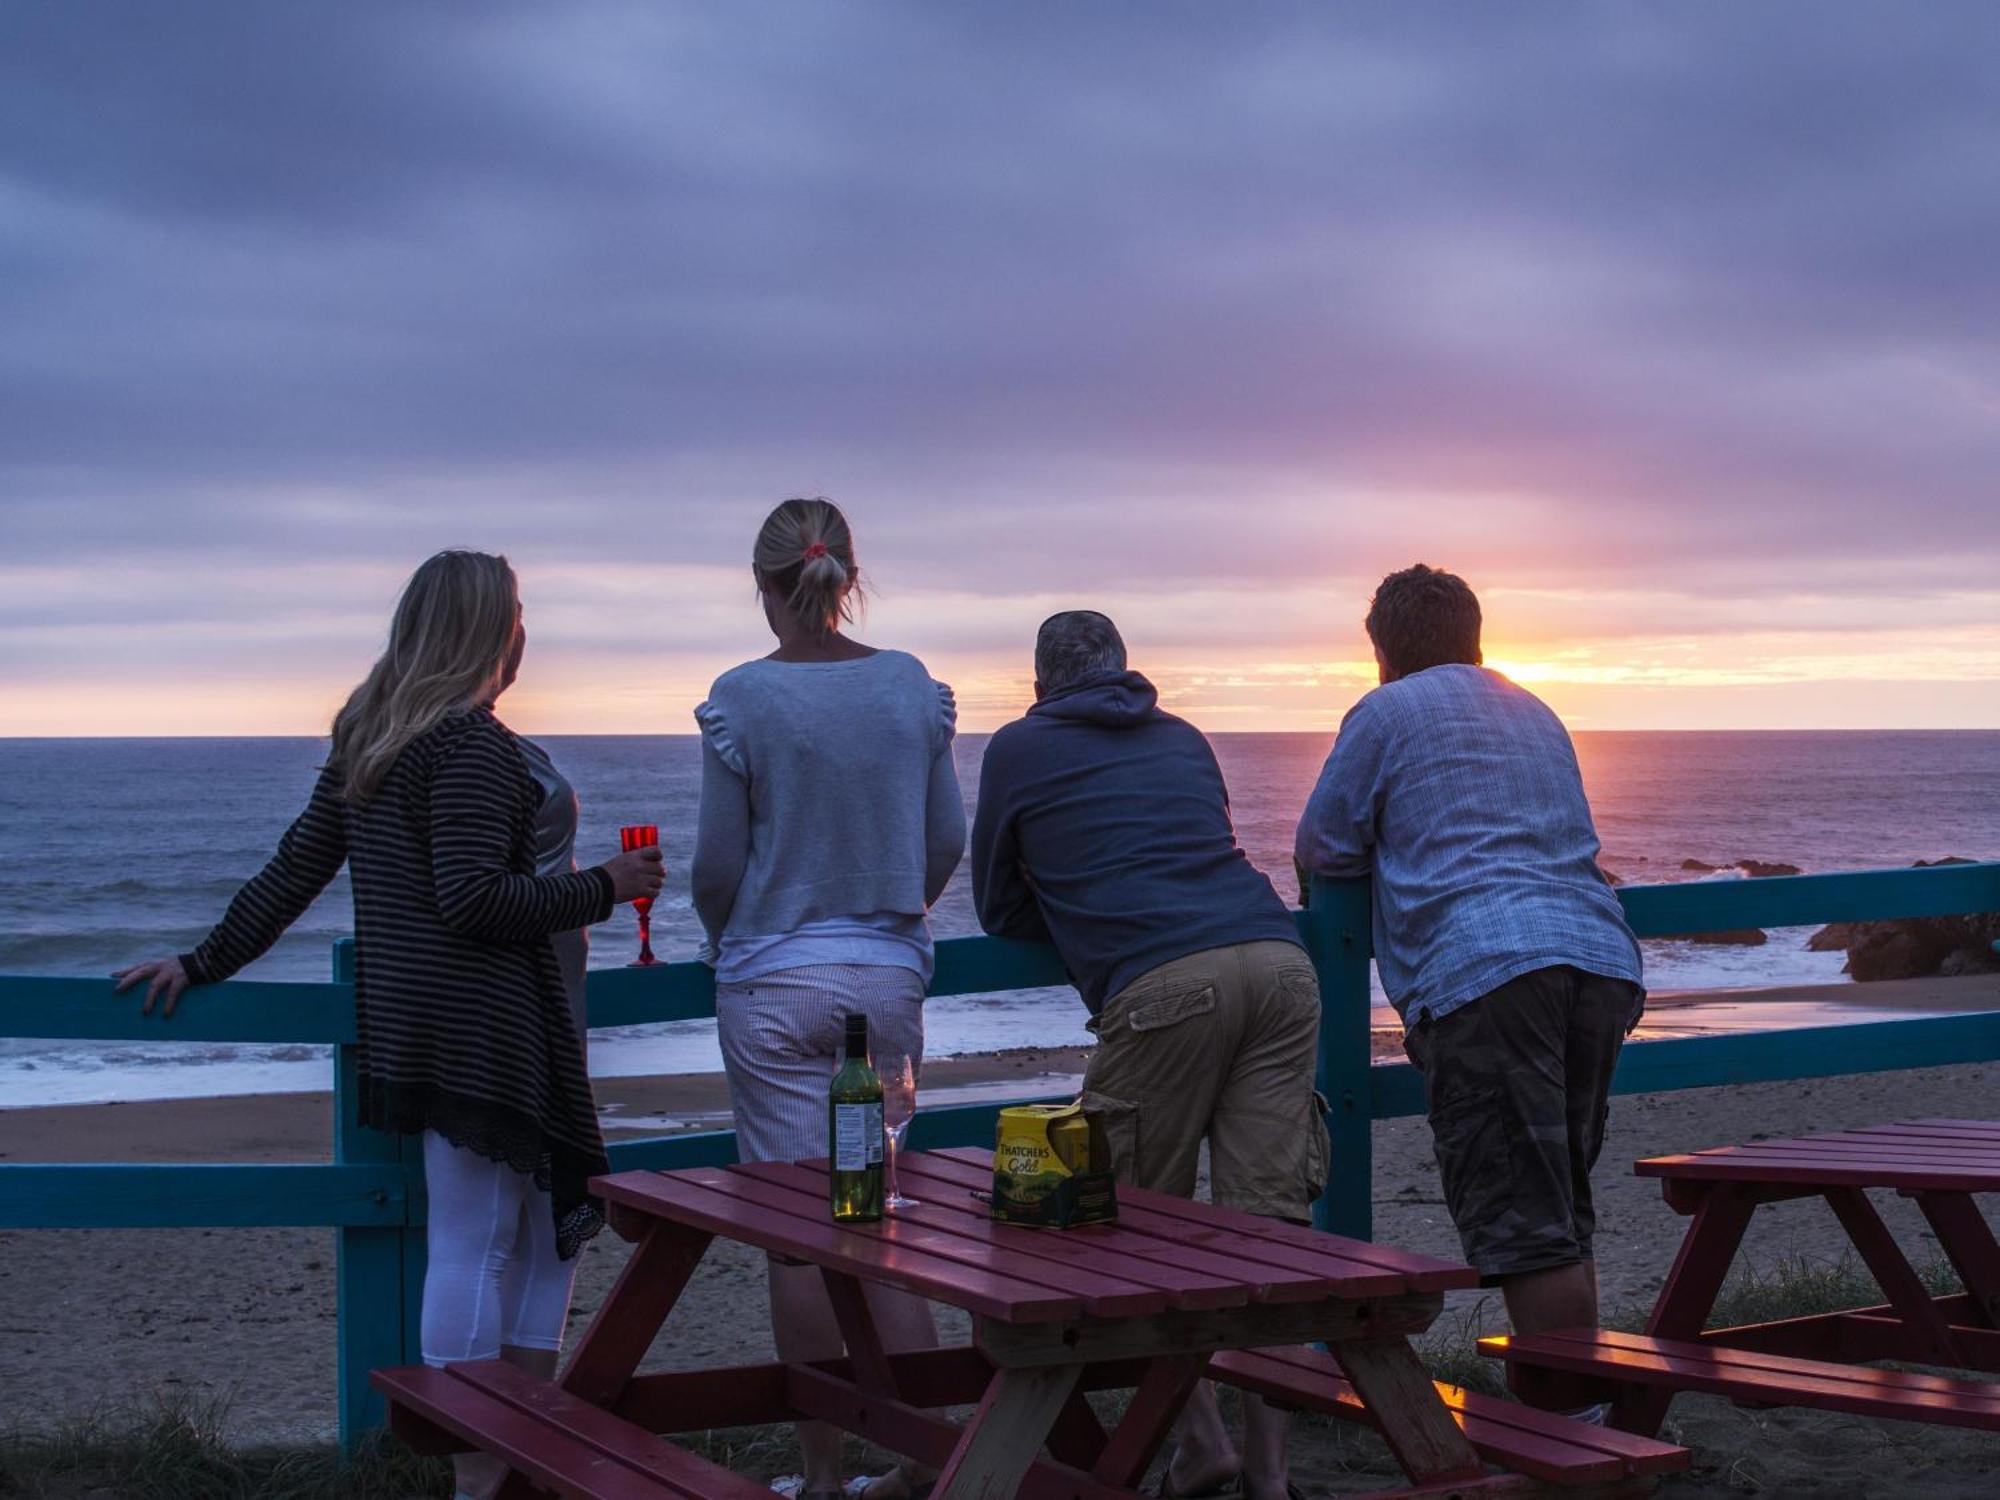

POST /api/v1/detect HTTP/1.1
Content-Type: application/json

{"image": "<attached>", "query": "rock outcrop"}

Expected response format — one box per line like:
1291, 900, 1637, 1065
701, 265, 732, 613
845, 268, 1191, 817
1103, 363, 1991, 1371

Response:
1805, 857, 2000, 981
1737, 859, 1803, 878
1679, 858, 1802, 877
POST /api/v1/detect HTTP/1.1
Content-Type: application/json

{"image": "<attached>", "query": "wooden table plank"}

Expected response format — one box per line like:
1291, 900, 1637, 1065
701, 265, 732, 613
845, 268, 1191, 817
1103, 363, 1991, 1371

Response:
378, 1365, 702, 1500
1509, 1328, 2000, 1420
1681, 1147, 2000, 1172
681, 1165, 1172, 1318
1782, 1128, 2000, 1151
877, 1154, 1343, 1303
769, 1156, 1330, 1304
592, 1169, 1084, 1322
1904, 1118, 2000, 1133
732, 1161, 1250, 1311
1692, 1140, 2000, 1161
1636, 1154, 2000, 1189
1636, 1118, 2000, 1190
891, 1152, 1384, 1290
1546, 1328, 2000, 1405
1679, 1148, 2000, 1164
911, 1149, 1463, 1293
928, 1147, 1474, 1287
452, 1360, 779, 1500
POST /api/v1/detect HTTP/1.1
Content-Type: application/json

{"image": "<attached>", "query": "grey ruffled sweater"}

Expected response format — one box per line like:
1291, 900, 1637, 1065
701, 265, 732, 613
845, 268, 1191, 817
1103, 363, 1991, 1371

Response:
690, 649, 966, 959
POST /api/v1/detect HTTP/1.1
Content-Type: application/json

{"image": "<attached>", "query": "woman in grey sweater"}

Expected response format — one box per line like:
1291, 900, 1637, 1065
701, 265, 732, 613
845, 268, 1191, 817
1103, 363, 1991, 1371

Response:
692, 497, 964, 1500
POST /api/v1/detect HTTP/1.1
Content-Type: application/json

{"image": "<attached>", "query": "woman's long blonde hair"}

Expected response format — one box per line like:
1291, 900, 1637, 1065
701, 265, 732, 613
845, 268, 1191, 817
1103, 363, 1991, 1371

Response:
330, 550, 520, 803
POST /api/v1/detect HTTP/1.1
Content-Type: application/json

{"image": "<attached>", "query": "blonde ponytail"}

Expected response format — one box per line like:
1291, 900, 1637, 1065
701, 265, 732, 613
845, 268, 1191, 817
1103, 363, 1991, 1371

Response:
752, 497, 862, 633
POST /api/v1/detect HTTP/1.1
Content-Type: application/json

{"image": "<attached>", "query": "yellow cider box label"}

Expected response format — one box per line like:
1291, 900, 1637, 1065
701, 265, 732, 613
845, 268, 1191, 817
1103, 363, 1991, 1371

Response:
992, 1103, 1118, 1227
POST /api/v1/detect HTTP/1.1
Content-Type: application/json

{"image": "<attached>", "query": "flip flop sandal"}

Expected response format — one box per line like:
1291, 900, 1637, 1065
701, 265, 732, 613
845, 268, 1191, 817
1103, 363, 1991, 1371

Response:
771, 1477, 846, 1500
844, 1470, 938, 1500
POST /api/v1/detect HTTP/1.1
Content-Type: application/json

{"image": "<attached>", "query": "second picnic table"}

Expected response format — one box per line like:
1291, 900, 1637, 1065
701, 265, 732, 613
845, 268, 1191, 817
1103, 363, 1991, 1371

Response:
379, 1145, 1686, 1498
1483, 1118, 2000, 1434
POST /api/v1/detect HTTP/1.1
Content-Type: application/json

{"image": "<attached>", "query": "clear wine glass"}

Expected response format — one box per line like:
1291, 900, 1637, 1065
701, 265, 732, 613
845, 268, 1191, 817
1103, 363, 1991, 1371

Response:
617, 824, 659, 967
878, 1050, 919, 1209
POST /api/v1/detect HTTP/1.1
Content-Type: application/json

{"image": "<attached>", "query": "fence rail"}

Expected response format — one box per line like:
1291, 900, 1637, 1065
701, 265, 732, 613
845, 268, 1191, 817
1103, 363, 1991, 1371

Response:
4, 861, 1998, 1445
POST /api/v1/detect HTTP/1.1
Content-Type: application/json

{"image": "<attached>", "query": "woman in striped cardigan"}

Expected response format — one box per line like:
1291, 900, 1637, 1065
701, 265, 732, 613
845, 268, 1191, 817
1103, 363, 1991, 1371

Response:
117, 550, 662, 1500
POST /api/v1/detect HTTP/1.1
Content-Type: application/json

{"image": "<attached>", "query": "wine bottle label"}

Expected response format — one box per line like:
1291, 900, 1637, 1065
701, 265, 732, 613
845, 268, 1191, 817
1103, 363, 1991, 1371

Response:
833, 1102, 884, 1171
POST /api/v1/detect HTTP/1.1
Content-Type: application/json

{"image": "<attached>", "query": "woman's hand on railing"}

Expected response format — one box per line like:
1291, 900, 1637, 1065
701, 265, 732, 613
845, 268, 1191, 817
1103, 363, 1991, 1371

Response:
113, 956, 192, 1017
600, 846, 666, 904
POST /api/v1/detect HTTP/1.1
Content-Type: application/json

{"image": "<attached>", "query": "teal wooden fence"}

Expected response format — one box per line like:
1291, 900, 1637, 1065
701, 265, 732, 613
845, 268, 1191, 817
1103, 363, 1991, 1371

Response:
3, 860, 1998, 1446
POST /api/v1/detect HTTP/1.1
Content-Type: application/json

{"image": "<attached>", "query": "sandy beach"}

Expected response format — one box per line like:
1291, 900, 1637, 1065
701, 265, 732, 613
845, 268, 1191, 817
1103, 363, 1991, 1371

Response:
5, 976, 2000, 1495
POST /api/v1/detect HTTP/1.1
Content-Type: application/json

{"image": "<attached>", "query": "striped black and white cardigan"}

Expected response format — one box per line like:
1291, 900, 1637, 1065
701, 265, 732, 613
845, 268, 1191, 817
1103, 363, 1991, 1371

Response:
181, 707, 616, 1255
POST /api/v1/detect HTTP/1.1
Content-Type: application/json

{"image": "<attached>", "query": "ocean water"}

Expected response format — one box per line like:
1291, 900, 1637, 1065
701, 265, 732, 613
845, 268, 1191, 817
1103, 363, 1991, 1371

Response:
2, 731, 1996, 1106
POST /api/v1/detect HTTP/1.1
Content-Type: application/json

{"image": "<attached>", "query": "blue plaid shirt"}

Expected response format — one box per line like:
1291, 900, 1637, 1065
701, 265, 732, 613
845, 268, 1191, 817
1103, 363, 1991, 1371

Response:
1296, 664, 1642, 1026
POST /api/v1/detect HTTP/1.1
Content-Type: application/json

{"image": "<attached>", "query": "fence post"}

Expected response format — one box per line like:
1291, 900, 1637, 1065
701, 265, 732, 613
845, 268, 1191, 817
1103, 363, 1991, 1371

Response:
1302, 876, 1375, 1240
331, 938, 419, 1449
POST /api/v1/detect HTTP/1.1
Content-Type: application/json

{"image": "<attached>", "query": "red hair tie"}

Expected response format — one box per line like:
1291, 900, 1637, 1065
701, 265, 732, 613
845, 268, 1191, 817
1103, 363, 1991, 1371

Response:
801, 541, 830, 562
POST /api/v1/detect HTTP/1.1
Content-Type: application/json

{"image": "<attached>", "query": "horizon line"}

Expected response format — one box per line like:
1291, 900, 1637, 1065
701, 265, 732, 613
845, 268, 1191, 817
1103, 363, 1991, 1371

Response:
6, 725, 2000, 742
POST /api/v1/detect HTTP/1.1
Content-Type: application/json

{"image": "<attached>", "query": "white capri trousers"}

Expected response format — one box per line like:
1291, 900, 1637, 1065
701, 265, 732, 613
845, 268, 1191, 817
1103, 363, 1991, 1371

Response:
716, 964, 926, 1163
419, 1130, 579, 1366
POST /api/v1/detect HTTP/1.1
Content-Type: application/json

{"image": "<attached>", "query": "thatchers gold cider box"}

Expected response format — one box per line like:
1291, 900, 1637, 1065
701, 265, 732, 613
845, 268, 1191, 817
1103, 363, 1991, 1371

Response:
992, 1103, 1118, 1227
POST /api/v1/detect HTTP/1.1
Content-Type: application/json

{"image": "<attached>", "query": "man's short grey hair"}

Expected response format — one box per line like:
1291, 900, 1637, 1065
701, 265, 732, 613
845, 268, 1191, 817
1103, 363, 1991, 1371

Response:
1035, 610, 1128, 692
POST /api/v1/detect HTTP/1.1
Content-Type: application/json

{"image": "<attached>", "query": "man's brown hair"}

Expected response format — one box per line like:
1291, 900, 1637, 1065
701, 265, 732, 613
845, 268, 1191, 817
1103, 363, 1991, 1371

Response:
1365, 564, 1482, 681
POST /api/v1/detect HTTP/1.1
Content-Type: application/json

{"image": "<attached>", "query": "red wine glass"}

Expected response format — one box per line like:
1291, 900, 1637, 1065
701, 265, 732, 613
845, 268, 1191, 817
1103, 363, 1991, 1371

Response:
618, 824, 659, 967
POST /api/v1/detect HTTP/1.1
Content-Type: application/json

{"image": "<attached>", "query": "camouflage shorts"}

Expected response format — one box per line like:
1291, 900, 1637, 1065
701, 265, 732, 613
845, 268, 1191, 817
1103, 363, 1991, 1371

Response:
1404, 965, 1640, 1282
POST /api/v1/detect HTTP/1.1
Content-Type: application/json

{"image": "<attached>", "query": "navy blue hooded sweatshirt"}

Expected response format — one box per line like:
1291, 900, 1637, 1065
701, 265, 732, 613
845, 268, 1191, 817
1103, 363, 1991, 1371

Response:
970, 670, 1302, 1013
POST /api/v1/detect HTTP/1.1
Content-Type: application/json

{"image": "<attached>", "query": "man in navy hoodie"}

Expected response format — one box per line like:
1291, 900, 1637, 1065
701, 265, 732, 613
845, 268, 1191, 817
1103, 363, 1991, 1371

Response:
972, 609, 1326, 1500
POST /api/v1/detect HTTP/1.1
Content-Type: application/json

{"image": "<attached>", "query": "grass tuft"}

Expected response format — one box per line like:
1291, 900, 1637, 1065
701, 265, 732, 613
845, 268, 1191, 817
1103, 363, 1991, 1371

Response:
1418, 1296, 1510, 1396
0, 1398, 865, 1500
1700, 1251, 1960, 1332
0, 1394, 448, 1500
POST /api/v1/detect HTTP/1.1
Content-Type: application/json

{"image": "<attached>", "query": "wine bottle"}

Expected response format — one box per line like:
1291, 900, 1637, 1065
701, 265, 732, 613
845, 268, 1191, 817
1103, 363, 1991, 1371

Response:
829, 1013, 885, 1222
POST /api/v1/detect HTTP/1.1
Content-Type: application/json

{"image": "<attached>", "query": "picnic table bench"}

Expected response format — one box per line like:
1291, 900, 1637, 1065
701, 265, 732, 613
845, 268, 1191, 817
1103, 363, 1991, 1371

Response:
1480, 1118, 2000, 1436
378, 1146, 1684, 1497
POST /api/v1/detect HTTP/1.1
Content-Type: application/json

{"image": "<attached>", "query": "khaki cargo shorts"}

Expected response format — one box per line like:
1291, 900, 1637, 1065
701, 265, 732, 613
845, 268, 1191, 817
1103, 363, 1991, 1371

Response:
1082, 940, 1329, 1223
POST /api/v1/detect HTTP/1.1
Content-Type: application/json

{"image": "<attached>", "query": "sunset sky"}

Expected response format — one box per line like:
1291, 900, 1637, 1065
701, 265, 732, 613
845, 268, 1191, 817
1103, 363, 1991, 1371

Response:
4, 5, 1997, 736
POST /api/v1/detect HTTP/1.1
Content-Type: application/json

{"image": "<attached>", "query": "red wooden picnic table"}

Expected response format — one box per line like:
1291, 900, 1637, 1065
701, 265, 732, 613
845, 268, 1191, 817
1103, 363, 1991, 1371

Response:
380, 1146, 1686, 1498
1481, 1119, 2000, 1436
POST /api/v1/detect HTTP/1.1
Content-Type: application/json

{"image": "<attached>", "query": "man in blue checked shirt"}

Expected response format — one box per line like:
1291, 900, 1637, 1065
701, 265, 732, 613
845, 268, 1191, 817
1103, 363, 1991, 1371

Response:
1296, 564, 1643, 1390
